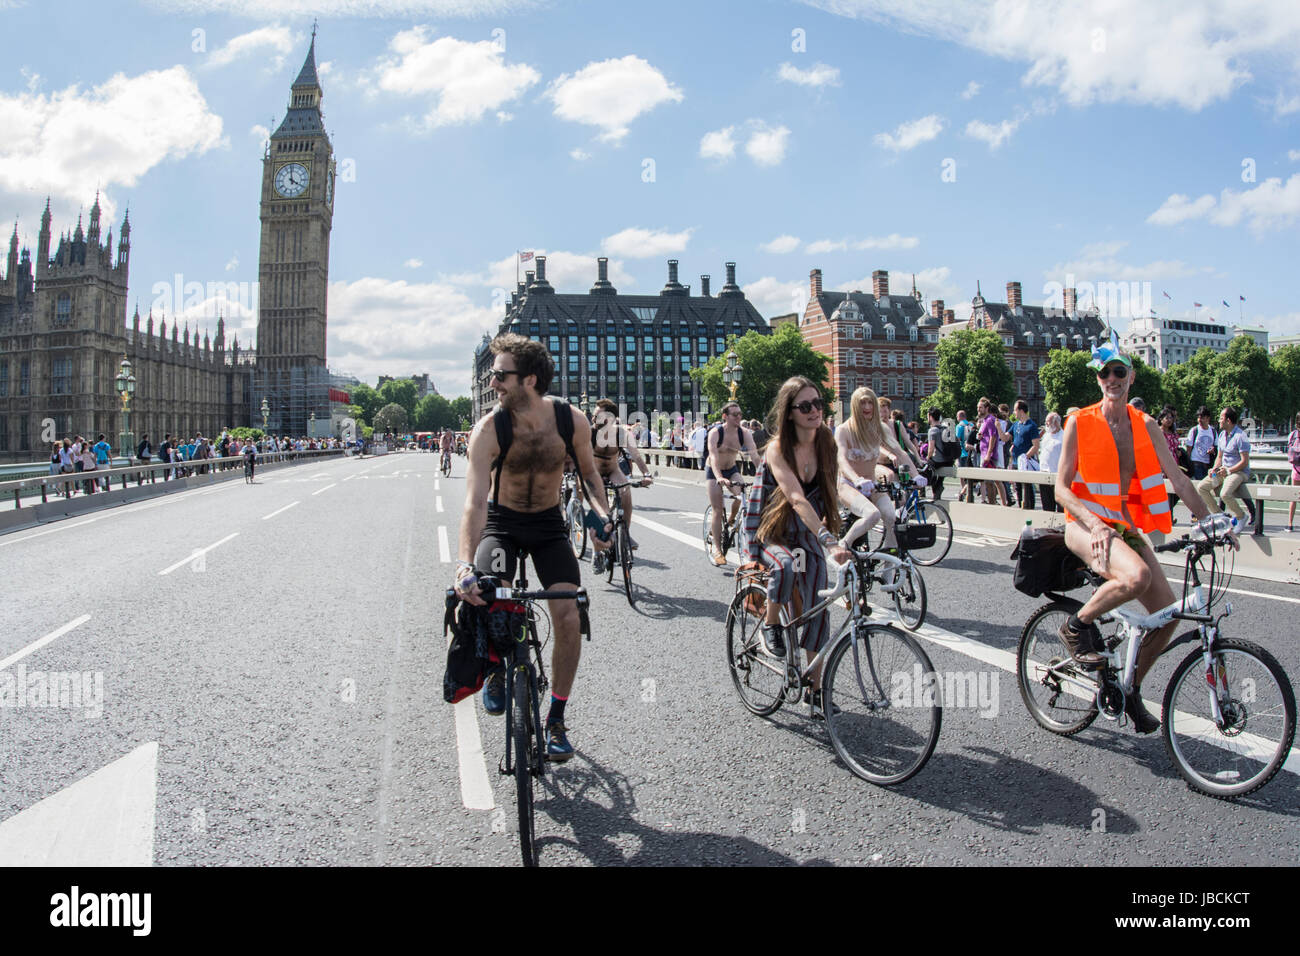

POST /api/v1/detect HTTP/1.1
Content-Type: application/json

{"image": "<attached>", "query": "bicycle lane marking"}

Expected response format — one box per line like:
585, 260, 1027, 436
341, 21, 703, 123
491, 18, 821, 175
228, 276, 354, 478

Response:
633, 515, 1300, 779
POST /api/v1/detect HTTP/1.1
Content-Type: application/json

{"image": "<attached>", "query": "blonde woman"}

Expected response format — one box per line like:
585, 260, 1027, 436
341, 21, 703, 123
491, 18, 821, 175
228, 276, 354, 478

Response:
834, 387, 909, 557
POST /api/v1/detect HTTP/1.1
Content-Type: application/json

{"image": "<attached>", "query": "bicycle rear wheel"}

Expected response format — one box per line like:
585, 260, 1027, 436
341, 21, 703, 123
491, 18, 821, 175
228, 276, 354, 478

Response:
823, 623, 941, 785
891, 564, 927, 631
1016, 602, 1099, 734
605, 525, 617, 583
619, 524, 635, 607
1162, 638, 1296, 799
702, 505, 717, 556
908, 501, 953, 566
511, 665, 539, 866
725, 586, 785, 716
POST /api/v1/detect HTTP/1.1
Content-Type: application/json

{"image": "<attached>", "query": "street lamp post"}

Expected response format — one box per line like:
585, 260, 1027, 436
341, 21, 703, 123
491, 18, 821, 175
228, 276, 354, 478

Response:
114, 356, 136, 470
580, 392, 590, 419
261, 397, 270, 437
722, 351, 744, 405
309, 411, 315, 439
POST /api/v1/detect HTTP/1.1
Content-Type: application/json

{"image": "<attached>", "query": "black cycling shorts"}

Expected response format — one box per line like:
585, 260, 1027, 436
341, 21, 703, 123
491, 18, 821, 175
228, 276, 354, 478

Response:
705, 463, 741, 483
475, 503, 581, 589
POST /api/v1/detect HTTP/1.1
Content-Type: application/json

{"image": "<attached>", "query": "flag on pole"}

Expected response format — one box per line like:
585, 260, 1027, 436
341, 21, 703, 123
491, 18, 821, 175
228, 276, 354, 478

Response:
1193, 302, 1203, 308
1239, 295, 1245, 302
1222, 300, 1230, 308
1150, 308, 1157, 315
518, 251, 534, 263
1162, 291, 1171, 299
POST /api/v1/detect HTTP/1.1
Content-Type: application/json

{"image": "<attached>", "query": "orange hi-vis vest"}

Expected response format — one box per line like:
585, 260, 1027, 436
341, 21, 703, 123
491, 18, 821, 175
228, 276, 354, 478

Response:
1067, 401, 1172, 534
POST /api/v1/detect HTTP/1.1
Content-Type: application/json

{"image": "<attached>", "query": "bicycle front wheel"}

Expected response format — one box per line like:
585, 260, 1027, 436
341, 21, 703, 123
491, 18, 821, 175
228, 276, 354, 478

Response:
823, 623, 941, 785
620, 524, 635, 607
1162, 638, 1296, 799
908, 501, 953, 566
891, 563, 927, 631
567, 501, 587, 559
511, 666, 539, 866
725, 585, 785, 716
702, 505, 717, 557
1016, 602, 1099, 735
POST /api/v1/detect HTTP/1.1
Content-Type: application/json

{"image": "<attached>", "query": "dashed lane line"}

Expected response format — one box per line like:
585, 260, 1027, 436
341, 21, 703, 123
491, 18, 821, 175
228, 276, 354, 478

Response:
311, 483, 337, 496
261, 501, 300, 521
158, 532, 240, 576
0, 614, 91, 671
438, 526, 451, 563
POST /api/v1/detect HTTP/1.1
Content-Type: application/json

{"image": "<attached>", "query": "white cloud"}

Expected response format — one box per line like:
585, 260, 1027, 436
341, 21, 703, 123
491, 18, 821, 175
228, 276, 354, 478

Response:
1047, 239, 1198, 283
964, 117, 1020, 150
1146, 175, 1300, 232
225, 255, 239, 272
1289, 149, 1300, 162
495, 110, 513, 123
442, 251, 636, 294
801, 0, 1300, 111
404, 258, 423, 269
326, 276, 502, 396
699, 125, 737, 161
745, 276, 808, 320
601, 227, 693, 259
1146, 192, 1217, 225
856, 234, 920, 251
0, 67, 224, 224
367, 27, 540, 129
549, 55, 683, 143
206, 25, 295, 70
745, 123, 791, 166
873, 114, 944, 152
318, 61, 334, 76
961, 80, 981, 99
760, 235, 801, 254
1271, 91, 1300, 117
838, 266, 960, 300
147, 1, 542, 16
806, 238, 849, 255
569, 147, 591, 161
249, 123, 270, 145
777, 62, 841, 88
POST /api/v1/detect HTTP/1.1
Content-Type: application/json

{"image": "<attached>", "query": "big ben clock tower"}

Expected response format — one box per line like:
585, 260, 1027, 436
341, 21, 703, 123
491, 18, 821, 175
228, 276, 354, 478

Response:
256, 30, 335, 433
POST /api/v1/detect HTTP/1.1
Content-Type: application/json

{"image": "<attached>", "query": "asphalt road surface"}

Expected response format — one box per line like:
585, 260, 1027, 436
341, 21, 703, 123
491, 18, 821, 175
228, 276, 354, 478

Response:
1, 451, 1296, 866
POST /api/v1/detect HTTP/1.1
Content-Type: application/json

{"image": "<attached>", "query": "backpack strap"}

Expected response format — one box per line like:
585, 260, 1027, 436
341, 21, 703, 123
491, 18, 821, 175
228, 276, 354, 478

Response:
490, 407, 512, 506
554, 398, 579, 466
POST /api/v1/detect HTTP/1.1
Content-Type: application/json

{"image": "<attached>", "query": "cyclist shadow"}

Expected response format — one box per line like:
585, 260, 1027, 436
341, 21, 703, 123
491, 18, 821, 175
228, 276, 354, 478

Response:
921, 614, 1023, 653
536, 753, 832, 866
935, 556, 1016, 577
627, 591, 730, 622
897, 745, 1142, 834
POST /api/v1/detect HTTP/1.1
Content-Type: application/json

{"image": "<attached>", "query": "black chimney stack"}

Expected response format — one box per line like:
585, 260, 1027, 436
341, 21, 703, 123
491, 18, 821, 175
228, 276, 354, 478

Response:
700, 274, 711, 297
531, 256, 553, 293
661, 258, 686, 295
719, 261, 743, 298
590, 256, 616, 294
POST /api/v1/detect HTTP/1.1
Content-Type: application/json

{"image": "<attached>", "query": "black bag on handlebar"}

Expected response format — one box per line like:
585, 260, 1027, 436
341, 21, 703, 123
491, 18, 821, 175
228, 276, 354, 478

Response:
1010, 526, 1088, 597
442, 588, 528, 704
900, 521, 937, 550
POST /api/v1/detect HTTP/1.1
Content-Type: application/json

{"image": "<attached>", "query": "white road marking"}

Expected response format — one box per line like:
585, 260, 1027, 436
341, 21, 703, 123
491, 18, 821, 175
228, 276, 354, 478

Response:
0, 614, 91, 671
453, 696, 495, 810
0, 742, 158, 866
632, 515, 706, 551
311, 483, 337, 496
1163, 577, 1300, 606
159, 532, 240, 575
438, 526, 451, 563
261, 501, 300, 521
434, 480, 441, 491
436, 496, 444, 512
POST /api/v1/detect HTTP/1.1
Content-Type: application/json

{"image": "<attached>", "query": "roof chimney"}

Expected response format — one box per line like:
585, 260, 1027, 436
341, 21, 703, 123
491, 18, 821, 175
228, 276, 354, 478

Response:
530, 256, 553, 293
1063, 287, 1077, 315
700, 274, 711, 297
810, 268, 822, 298
944, 309, 955, 324
1006, 281, 1022, 311
524, 270, 535, 289
930, 298, 944, 320
719, 261, 742, 298
661, 258, 686, 294
872, 270, 889, 299
590, 256, 615, 294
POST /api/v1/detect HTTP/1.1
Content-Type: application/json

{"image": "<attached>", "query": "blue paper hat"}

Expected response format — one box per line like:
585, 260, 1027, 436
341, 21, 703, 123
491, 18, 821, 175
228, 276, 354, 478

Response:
1087, 332, 1132, 371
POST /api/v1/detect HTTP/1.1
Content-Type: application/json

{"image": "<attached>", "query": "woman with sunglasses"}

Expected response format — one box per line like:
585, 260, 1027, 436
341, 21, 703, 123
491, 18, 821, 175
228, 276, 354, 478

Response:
741, 377, 850, 719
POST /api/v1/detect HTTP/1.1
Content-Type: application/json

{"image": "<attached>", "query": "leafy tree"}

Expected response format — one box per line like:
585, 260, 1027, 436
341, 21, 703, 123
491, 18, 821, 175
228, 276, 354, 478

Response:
1129, 354, 1165, 414
373, 402, 409, 434
691, 323, 835, 421
1037, 348, 1095, 417
378, 379, 419, 421
1270, 345, 1300, 427
450, 396, 473, 429
415, 393, 455, 431
1162, 346, 1217, 424
923, 328, 1014, 417
1208, 336, 1275, 425
349, 384, 382, 425
229, 427, 265, 441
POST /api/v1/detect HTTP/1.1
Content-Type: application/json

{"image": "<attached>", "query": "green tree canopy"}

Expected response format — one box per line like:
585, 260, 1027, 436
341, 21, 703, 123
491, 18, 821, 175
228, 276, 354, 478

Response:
349, 384, 382, 425
378, 379, 419, 421
449, 396, 473, 429
1208, 336, 1275, 424
1037, 348, 1095, 417
922, 328, 1014, 418
1270, 345, 1300, 426
1162, 346, 1218, 424
691, 323, 835, 422
1129, 354, 1165, 414
228, 427, 265, 441
373, 402, 409, 434
415, 393, 455, 431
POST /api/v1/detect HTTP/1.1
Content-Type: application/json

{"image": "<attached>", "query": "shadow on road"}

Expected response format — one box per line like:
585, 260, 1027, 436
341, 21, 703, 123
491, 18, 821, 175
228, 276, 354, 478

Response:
628, 590, 731, 622
535, 753, 832, 866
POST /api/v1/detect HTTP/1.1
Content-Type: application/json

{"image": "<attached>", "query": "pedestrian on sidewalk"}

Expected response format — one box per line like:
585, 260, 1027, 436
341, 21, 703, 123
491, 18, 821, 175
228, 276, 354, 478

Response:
1010, 400, 1040, 510
80, 439, 98, 495
1038, 412, 1064, 512
1287, 411, 1299, 533
93, 433, 112, 492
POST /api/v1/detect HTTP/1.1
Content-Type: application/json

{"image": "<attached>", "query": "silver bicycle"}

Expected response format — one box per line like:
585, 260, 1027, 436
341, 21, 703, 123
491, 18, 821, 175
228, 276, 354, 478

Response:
1017, 522, 1296, 799
726, 550, 942, 785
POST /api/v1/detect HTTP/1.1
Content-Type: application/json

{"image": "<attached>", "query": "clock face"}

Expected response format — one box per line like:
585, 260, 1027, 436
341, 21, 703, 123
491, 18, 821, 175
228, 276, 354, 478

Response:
325, 168, 335, 207
274, 163, 309, 198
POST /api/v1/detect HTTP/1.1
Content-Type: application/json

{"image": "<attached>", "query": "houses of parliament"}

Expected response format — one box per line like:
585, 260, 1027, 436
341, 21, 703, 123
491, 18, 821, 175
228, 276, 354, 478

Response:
0, 37, 337, 463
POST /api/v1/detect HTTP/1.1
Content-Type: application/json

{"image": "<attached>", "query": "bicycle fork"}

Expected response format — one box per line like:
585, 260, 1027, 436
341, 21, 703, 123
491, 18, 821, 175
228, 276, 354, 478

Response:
850, 621, 891, 711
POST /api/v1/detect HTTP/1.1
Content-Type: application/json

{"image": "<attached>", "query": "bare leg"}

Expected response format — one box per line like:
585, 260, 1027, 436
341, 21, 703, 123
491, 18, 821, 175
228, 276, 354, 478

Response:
547, 584, 582, 698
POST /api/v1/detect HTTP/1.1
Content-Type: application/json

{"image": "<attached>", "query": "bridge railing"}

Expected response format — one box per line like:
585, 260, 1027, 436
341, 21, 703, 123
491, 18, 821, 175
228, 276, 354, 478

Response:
0, 449, 346, 512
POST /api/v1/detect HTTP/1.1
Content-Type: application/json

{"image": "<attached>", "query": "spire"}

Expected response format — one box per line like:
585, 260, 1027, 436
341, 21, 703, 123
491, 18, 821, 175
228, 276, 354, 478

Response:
132, 302, 140, 330
73, 213, 84, 243
294, 29, 320, 89
40, 197, 51, 229
88, 191, 101, 243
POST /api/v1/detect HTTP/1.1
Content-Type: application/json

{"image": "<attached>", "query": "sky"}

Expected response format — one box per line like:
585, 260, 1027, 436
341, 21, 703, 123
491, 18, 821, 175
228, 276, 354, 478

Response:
2, 0, 1299, 397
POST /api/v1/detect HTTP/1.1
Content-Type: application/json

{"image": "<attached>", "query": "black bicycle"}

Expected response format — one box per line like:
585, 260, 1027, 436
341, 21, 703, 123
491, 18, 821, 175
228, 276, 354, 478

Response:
441, 447, 453, 477
702, 479, 751, 566
243, 454, 255, 483
866, 472, 952, 566
598, 478, 650, 607
467, 569, 590, 866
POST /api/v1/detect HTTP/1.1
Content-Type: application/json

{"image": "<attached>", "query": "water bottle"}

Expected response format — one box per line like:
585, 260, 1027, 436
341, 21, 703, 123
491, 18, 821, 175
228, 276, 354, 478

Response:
1192, 513, 1236, 541
900, 463, 910, 484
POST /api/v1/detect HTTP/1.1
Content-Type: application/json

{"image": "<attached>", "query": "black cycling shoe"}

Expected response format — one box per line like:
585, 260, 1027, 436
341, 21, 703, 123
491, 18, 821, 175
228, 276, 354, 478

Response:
806, 688, 841, 721
762, 623, 786, 658
1057, 619, 1105, 669
1125, 686, 1161, 734
482, 667, 506, 716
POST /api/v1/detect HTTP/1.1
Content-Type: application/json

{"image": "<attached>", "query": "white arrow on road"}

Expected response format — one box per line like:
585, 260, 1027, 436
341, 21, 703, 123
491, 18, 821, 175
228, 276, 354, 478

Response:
0, 742, 158, 866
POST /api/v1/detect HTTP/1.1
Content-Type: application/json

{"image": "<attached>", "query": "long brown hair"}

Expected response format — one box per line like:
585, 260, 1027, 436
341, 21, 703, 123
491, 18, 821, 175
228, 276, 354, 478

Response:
757, 376, 840, 546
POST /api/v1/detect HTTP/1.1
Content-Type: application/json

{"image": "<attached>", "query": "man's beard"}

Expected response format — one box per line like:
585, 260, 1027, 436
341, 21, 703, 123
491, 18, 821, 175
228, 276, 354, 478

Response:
499, 386, 524, 411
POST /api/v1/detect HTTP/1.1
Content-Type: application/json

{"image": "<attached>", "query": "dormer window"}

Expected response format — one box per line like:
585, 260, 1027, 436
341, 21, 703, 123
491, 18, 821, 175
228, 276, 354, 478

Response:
909, 327, 918, 341
886, 325, 895, 341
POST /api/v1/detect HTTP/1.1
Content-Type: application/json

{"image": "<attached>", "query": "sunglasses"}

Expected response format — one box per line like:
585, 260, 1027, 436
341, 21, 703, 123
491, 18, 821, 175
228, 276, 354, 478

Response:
490, 368, 521, 382
793, 398, 824, 414
1095, 364, 1129, 380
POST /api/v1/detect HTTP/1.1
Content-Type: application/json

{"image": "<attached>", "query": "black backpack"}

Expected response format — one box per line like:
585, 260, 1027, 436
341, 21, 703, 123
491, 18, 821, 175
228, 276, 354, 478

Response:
1010, 527, 1088, 597
490, 398, 578, 503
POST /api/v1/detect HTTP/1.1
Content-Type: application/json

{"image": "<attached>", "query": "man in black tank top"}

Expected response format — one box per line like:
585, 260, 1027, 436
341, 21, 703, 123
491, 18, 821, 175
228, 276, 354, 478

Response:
455, 335, 612, 762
